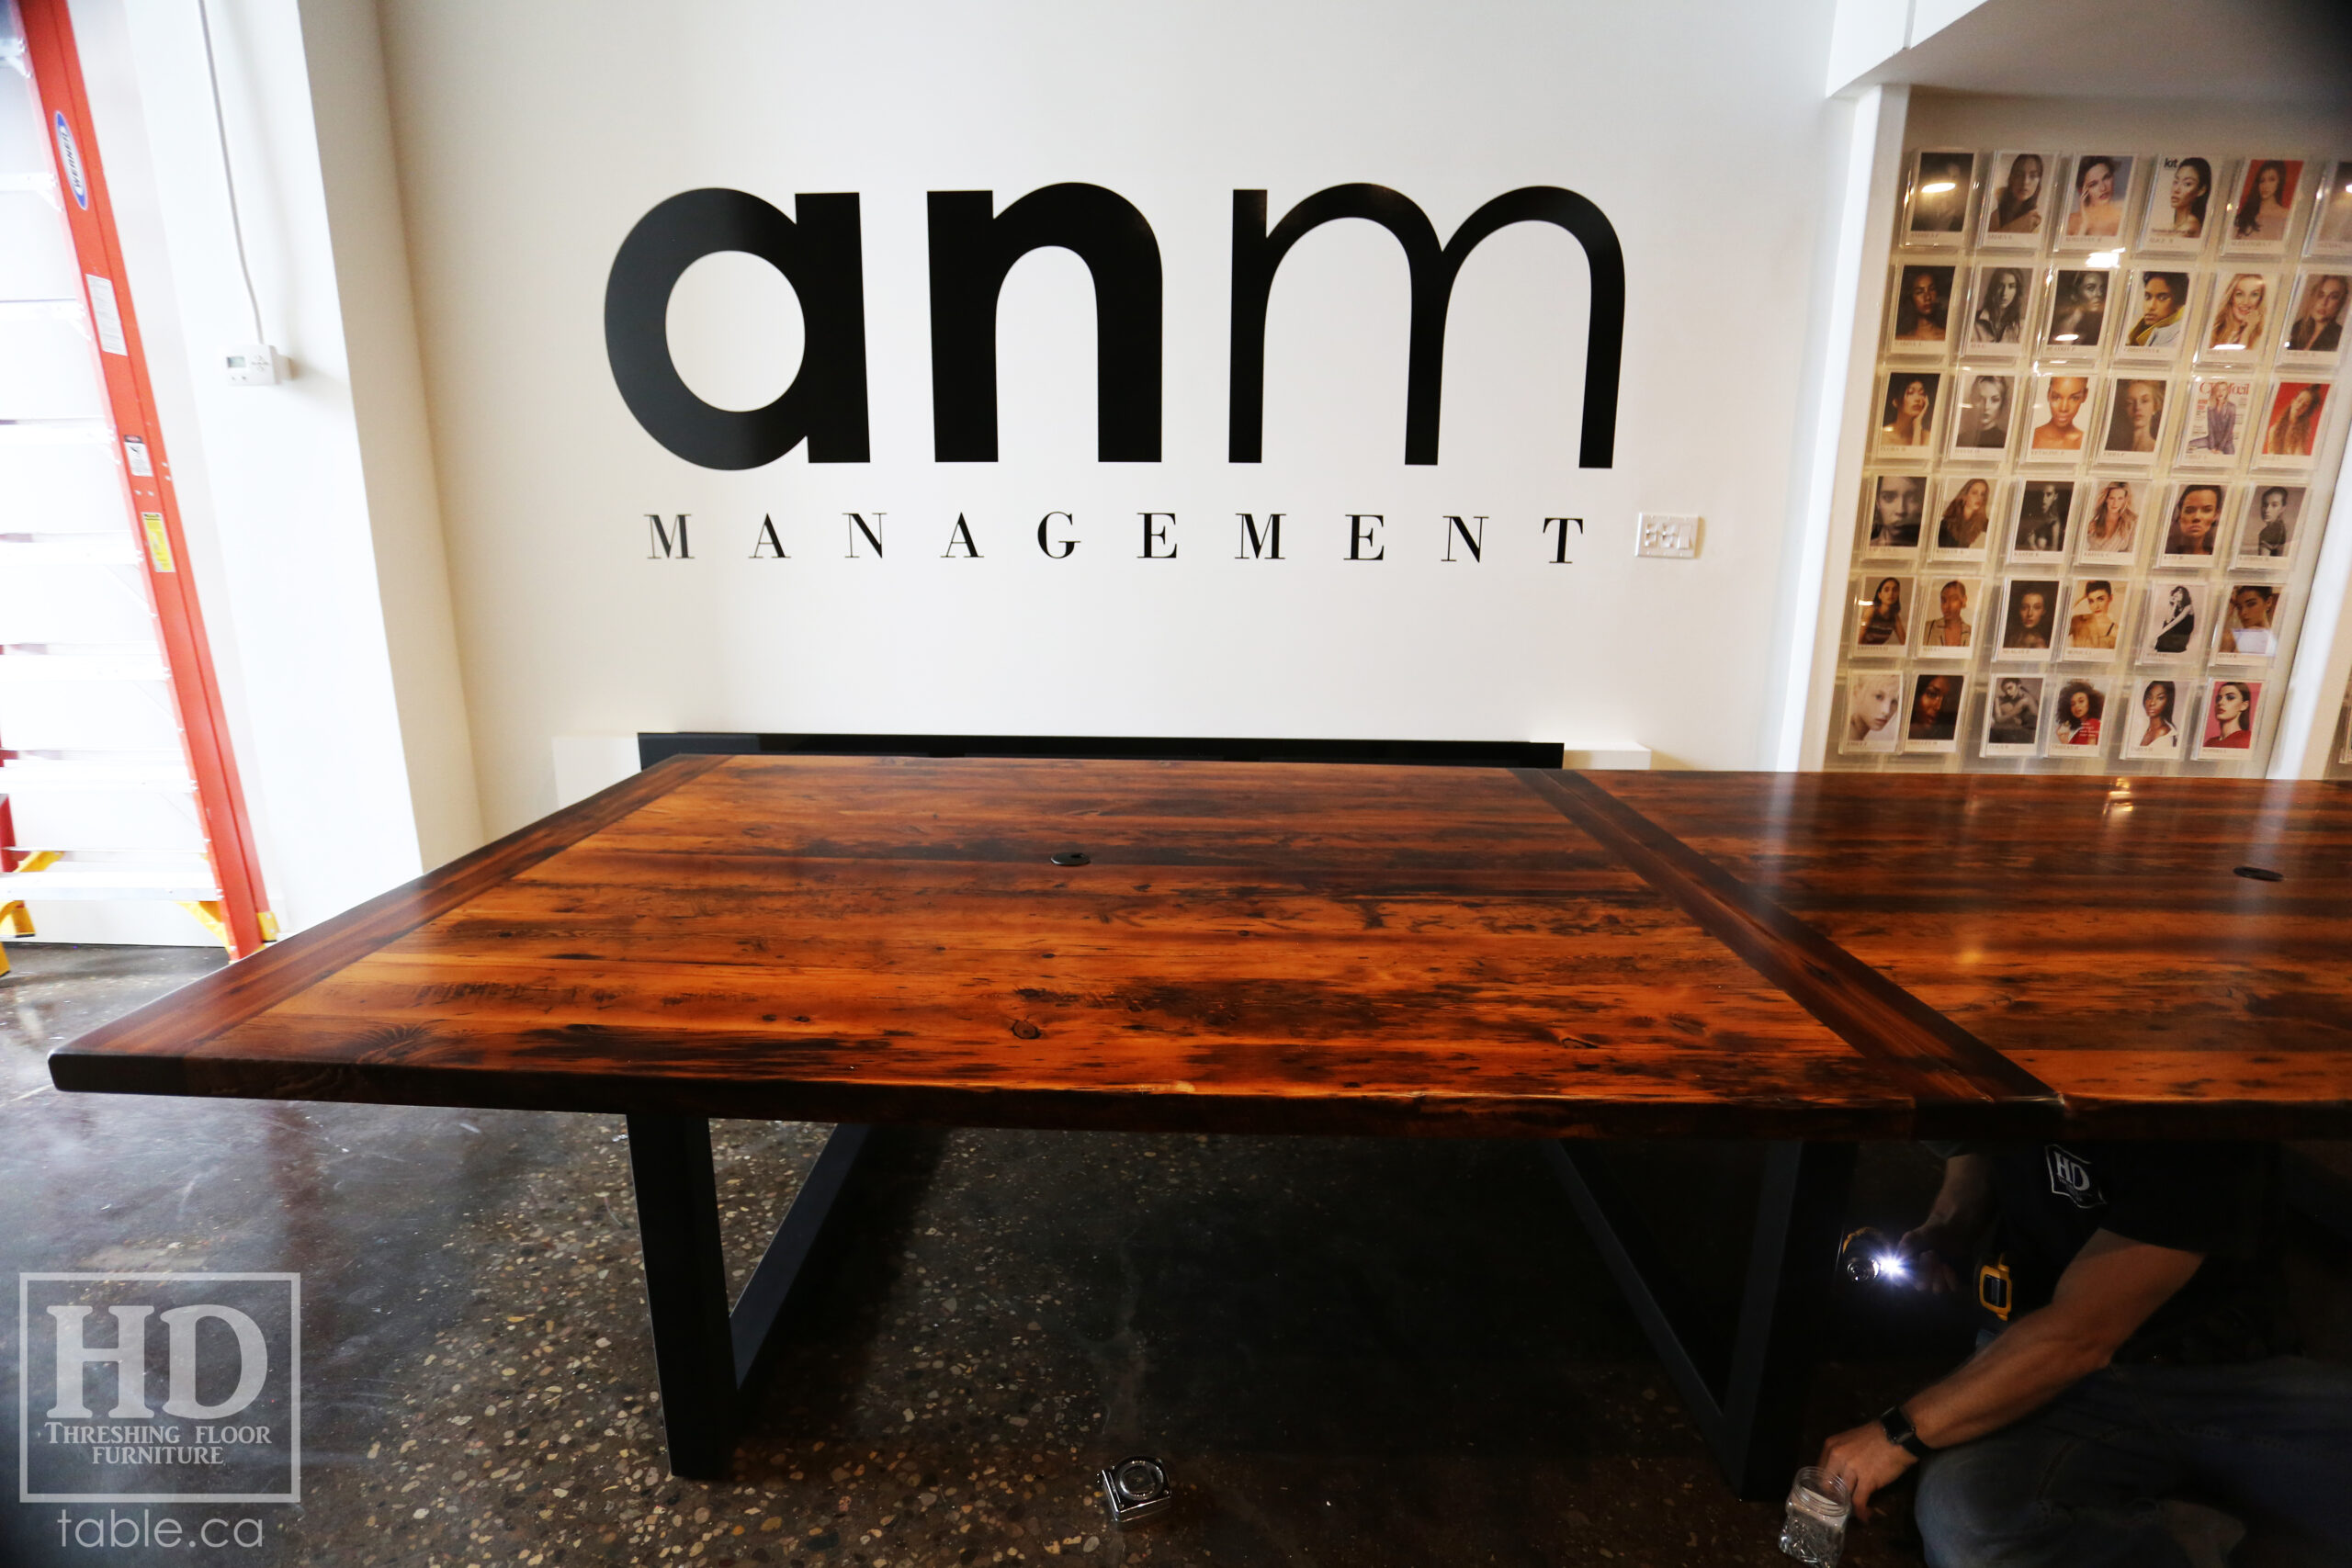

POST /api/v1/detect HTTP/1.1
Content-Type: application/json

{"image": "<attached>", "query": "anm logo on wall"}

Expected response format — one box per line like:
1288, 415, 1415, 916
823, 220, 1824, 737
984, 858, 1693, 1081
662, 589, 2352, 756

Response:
604, 182, 1625, 472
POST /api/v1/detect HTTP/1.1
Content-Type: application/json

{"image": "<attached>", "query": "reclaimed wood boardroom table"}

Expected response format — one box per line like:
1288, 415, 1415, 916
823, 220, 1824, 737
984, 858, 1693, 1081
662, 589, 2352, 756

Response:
47, 755, 2352, 1496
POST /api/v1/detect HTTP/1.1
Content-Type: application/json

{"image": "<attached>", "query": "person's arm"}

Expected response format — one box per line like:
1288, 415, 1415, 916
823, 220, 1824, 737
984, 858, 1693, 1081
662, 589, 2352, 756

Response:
1819, 1229, 2204, 1518
1892, 1152, 1994, 1293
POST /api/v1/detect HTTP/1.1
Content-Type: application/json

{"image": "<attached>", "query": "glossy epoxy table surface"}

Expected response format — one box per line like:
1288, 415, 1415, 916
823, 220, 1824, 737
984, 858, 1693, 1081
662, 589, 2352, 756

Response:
49, 757, 2352, 1142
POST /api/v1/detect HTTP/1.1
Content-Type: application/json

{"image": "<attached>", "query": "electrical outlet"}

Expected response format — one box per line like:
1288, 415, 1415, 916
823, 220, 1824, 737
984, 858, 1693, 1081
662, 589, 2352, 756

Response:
1635, 513, 1702, 558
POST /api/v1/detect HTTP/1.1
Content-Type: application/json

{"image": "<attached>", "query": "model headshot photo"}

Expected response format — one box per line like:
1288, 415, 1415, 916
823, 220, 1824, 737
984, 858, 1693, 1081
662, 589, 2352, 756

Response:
2062, 154, 2131, 241
1967, 265, 2030, 347
2079, 478, 2142, 558
2162, 482, 2226, 556
2205, 272, 2272, 354
2284, 272, 2347, 356
1982, 151, 2049, 242
2180, 378, 2251, 463
1934, 475, 1995, 553
1905, 672, 1963, 749
2000, 578, 2059, 652
2197, 679, 2259, 754
2228, 158, 2301, 247
2261, 380, 2330, 459
2143, 581, 2204, 658
2314, 159, 2352, 253
2052, 679, 2106, 748
2238, 484, 2303, 558
2063, 579, 2121, 655
1906, 150, 1974, 236
1843, 671, 1904, 752
2123, 269, 2192, 351
1878, 372, 1940, 449
1863, 472, 1927, 551
1918, 578, 1977, 653
1984, 675, 2044, 751
2103, 378, 2166, 456
1852, 575, 1911, 650
2216, 584, 2282, 660
1950, 371, 2015, 454
2012, 479, 2073, 556
1893, 265, 1955, 344
2045, 269, 2109, 349
2124, 678, 2182, 757
2028, 374, 2091, 453
2141, 154, 2214, 247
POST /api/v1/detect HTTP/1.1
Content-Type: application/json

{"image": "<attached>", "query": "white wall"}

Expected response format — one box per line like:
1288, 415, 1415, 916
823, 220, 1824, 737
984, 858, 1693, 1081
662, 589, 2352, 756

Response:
67, 0, 478, 931
373, 0, 1856, 834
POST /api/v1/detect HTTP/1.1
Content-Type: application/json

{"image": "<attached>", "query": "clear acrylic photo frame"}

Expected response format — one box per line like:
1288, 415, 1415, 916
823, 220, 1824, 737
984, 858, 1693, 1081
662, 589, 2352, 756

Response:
1927, 472, 2000, 561
1847, 572, 1917, 659
2057, 576, 2132, 662
2038, 261, 2122, 361
1838, 669, 1907, 754
2276, 267, 2350, 367
2095, 373, 2173, 466
2138, 579, 2211, 663
1901, 671, 1967, 754
2173, 373, 2258, 470
1902, 150, 1979, 248
1960, 262, 2037, 356
2195, 266, 2281, 367
2249, 377, 2334, 469
1979, 151, 2058, 251
2229, 479, 2306, 565
1913, 573, 1985, 660
1872, 367, 1948, 457
2139, 153, 2223, 256
2220, 157, 2305, 259
2018, 367, 2098, 468
2045, 675, 2115, 757
2119, 674, 2192, 761
1945, 365, 2021, 463
2210, 581, 2287, 666
1857, 469, 1933, 560
2006, 475, 2077, 563
1884, 260, 1962, 359
2111, 265, 2204, 366
2304, 158, 2352, 259
2074, 474, 2149, 565
1980, 672, 2048, 757
2054, 152, 2140, 252
1993, 573, 2063, 661
2190, 676, 2264, 760
2154, 478, 2230, 567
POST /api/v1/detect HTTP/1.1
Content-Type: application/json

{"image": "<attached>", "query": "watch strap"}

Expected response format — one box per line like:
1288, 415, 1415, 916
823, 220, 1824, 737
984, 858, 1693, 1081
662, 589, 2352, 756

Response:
1878, 1404, 1932, 1459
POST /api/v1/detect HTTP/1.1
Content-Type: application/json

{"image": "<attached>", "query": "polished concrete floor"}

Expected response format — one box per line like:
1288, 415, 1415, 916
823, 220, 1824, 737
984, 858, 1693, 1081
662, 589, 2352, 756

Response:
2, 943, 2344, 1567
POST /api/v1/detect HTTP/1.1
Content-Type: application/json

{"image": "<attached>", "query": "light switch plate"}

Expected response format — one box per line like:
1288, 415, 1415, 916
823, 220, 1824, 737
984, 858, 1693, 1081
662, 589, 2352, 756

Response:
1635, 513, 1702, 558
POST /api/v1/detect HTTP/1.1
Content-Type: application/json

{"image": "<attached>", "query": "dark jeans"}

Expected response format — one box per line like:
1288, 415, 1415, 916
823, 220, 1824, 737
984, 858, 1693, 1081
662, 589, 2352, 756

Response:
1914, 1355, 2352, 1567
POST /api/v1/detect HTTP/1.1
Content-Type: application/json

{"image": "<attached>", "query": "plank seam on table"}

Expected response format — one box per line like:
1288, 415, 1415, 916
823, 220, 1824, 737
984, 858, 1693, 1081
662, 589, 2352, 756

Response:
1512, 769, 2063, 1122
46, 753, 735, 1080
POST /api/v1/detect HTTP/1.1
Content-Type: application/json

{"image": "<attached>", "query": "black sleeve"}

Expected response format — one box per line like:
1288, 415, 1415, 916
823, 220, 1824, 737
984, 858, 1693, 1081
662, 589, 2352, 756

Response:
2095, 1143, 2267, 1260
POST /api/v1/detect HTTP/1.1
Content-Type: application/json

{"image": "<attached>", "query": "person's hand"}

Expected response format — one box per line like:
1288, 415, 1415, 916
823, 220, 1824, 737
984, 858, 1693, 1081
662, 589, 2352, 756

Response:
1894, 1223, 1964, 1295
1817, 1418, 1918, 1521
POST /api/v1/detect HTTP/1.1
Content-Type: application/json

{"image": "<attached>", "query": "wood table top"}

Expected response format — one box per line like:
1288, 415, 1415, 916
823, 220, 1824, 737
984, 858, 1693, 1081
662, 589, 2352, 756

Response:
47, 757, 2352, 1140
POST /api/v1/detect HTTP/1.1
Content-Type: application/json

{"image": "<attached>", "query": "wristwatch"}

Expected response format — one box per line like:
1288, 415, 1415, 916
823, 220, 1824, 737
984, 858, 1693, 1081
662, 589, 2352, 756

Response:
1878, 1404, 1932, 1459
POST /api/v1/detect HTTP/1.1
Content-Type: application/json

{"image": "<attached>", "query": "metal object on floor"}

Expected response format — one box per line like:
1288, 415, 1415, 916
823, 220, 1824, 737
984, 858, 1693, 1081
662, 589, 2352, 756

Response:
626, 1114, 874, 1479
1546, 1140, 1857, 1502
1101, 1455, 1172, 1524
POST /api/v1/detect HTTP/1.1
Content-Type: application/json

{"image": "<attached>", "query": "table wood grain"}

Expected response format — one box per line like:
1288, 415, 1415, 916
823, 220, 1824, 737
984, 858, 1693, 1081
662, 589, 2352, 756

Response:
1588, 771, 2352, 1137
47, 758, 2352, 1139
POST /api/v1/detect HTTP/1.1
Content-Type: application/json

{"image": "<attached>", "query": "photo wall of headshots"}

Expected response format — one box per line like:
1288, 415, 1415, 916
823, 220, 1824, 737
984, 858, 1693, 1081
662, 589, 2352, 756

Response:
1830, 147, 2352, 773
